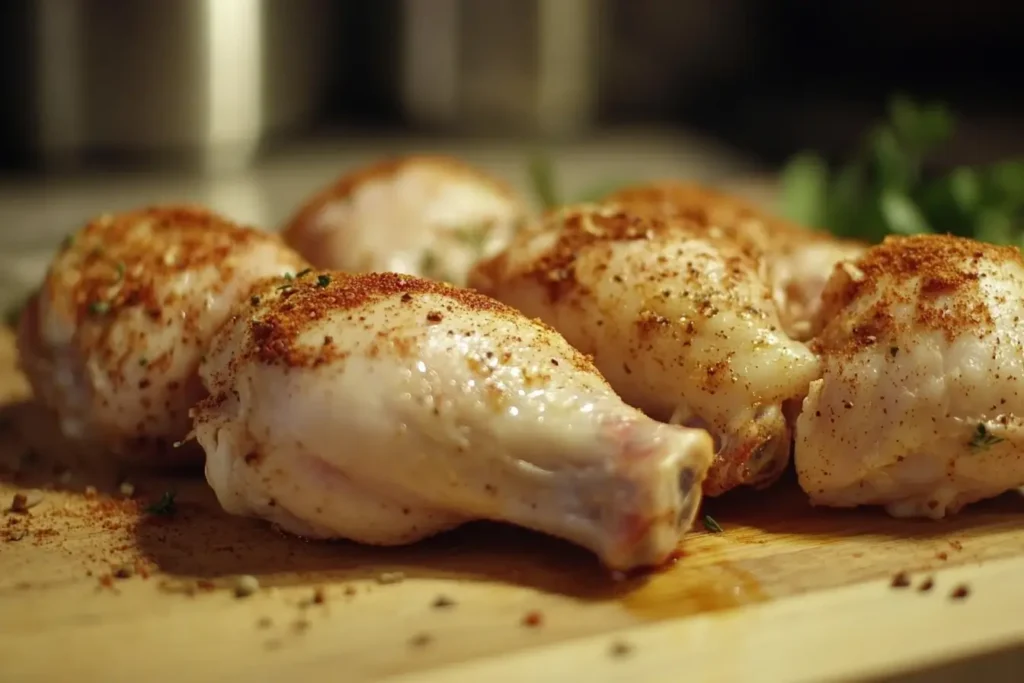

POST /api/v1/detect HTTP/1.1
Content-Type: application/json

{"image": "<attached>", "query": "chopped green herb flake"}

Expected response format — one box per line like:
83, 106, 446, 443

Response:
703, 514, 724, 533
969, 423, 1003, 451
146, 491, 177, 516
88, 300, 110, 316
138, 357, 148, 367
250, 295, 261, 306
316, 274, 331, 288
283, 272, 295, 281
296, 268, 313, 278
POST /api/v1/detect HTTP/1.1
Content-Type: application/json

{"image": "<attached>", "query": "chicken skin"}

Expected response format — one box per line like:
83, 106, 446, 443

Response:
796, 234, 1024, 517
281, 155, 528, 286
17, 206, 307, 464
607, 182, 866, 340
192, 271, 714, 570
469, 204, 820, 495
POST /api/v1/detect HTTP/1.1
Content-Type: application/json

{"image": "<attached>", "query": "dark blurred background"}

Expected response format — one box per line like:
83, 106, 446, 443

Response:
2, 0, 1022, 173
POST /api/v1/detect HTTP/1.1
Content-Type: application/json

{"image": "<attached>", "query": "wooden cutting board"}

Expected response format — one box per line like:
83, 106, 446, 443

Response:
1, 325, 1022, 683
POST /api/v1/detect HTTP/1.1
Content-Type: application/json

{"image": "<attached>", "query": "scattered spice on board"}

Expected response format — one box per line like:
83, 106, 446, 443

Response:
917, 577, 934, 593
312, 587, 326, 604
936, 551, 948, 561
409, 633, 433, 648
234, 575, 260, 598
949, 540, 963, 551
609, 640, 634, 658
377, 571, 405, 585
522, 610, 544, 628
8, 493, 29, 513
343, 585, 357, 596
890, 571, 911, 588
432, 595, 456, 609
950, 584, 971, 601
113, 564, 135, 579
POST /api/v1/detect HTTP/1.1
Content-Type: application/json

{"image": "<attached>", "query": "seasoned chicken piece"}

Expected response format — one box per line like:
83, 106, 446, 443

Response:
192, 271, 714, 570
281, 155, 528, 286
469, 204, 820, 495
796, 234, 1024, 517
17, 206, 307, 464
607, 182, 866, 339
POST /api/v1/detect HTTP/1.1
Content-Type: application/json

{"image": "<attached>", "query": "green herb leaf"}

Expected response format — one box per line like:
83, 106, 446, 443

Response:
527, 152, 560, 210
88, 300, 110, 316
780, 152, 829, 228
316, 274, 331, 288
880, 190, 932, 235
969, 423, 1003, 451
703, 514, 724, 533
145, 491, 177, 516
296, 268, 313, 278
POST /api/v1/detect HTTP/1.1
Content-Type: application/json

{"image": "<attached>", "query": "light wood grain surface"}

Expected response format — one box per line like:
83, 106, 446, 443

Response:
1, 313, 1023, 683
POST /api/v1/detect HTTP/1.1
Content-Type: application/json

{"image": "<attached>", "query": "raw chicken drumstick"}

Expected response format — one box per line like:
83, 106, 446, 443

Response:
192, 271, 714, 570
469, 204, 820, 495
797, 234, 1024, 517
607, 182, 866, 340
17, 206, 307, 464
282, 155, 528, 286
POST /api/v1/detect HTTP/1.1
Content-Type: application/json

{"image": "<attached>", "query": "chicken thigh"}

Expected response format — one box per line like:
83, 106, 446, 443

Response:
796, 234, 1024, 517
282, 155, 528, 286
17, 206, 307, 464
192, 271, 714, 570
469, 204, 820, 495
607, 182, 866, 339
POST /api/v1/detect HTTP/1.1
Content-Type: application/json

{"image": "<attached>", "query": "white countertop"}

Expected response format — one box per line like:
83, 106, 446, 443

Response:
0, 128, 771, 310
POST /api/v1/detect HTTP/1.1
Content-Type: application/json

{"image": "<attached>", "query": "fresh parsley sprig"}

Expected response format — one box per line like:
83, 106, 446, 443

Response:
781, 95, 1024, 247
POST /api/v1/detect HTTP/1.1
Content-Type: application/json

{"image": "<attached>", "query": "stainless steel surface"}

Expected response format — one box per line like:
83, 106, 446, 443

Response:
400, 0, 600, 135
0, 0, 336, 171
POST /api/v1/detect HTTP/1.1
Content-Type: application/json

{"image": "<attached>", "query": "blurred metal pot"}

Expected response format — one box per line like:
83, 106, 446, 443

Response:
0, 0, 337, 171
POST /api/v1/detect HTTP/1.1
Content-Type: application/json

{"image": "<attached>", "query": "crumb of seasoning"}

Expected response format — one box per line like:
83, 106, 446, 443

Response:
119, 481, 135, 498
234, 574, 260, 598
917, 577, 934, 592
936, 551, 948, 561
250, 295, 261, 306
432, 595, 456, 609
257, 616, 273, 629
8, 493, 30, 514
297, 268, 312, 278
196, 579, 216, 592
409, 633, 433, 648
312, 587, 326, 604
99, 575, 115, 589
949, 540, 963, 551
145, 491, 177, 516
522, 610, 543, 628
890, 571, 911, 588
950, 584, 971, 601
426, 310, 443, 323
316, 274, 331, 288
113, 564, 135, 579
609, 640, 634, 658
343, 585, 357, 596
377, 571, 405, 585
703, 514, 724, 533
